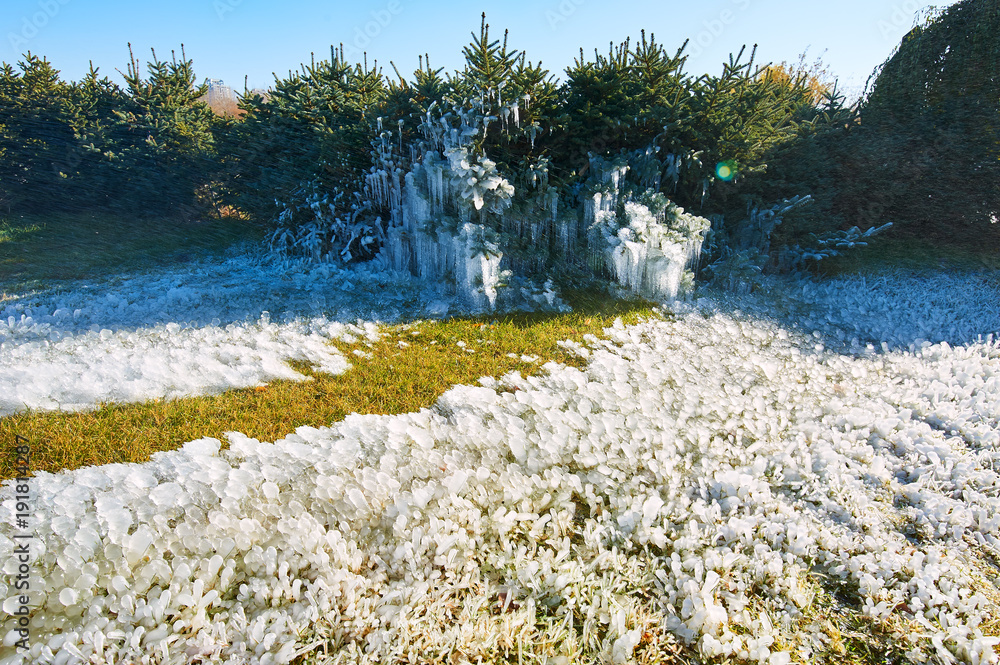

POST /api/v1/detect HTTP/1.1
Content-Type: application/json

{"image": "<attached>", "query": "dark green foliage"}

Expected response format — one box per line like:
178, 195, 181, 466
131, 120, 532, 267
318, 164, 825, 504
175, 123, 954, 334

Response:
217, 48, 389, 222
764, 0, 1000, 250
63, 64, 130, 209
676, 48, 817, 213
109, 45, 219, 216
857, 0, 1000, 242
445, 15, 560, 178
742, 83, 860, 246
1, 47, 218, 217
551, 36, 829, 234
0, 55, 77, 213
553, 32, 689, 182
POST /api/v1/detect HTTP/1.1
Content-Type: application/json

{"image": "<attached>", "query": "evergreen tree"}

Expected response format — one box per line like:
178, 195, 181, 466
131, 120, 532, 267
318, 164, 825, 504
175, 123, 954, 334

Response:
854, 0, 1000, 242
677, 46, 812, 213
111, 44, 218, 216
218, 47, 389, 221
0, 54, 77, 212
449, 14, 523, 115
62, 63, 128, 209
443, 14, 558, 175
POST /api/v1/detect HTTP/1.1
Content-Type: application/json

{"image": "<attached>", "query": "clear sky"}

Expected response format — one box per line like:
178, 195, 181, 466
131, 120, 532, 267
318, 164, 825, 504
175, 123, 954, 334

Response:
2, 0, 950, 100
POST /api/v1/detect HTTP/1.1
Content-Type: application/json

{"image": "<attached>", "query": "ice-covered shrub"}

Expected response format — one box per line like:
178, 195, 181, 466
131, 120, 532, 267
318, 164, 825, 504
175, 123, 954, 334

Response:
268, 182, 380, 263
776, 222, 894, 272
367, 102, 711, 308
729, 195, 813, 256
365, 102, 524, 310
588, 188, 710, 300
708, 196, 895, 289
703, 196, 810, 292
705, 248, 769, 294
238, 20, 860, 305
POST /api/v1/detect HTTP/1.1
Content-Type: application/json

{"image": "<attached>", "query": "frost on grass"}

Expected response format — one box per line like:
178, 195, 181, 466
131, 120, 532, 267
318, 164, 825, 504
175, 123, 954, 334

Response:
0, 244, 575, 416
0, 250, 400, 416
2, 274, 1000, 664
0, 315, 374, 417
744, 270, 1000, 352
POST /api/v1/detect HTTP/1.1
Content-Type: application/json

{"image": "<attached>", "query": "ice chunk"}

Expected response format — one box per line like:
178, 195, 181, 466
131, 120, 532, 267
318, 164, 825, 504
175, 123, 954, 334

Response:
183, 438, 222, 458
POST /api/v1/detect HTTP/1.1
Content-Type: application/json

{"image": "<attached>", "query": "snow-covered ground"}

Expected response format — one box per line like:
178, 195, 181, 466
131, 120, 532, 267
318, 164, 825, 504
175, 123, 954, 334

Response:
0, 248, 440, 416
1, 252, 999, 664
0, 246, 570, 417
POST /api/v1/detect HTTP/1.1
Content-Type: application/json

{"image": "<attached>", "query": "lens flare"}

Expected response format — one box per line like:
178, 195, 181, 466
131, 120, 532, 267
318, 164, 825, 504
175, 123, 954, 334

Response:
716, 161, 736, 182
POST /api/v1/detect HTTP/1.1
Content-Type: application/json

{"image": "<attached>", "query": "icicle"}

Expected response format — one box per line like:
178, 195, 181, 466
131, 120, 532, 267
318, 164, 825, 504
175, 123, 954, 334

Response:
584, 193, 600, 230
435, 164, 444, 214
511, 101, 519, 128
557, 221, 568, 259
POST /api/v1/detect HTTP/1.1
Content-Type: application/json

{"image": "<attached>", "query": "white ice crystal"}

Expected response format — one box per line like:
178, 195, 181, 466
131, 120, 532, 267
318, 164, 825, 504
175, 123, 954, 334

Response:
1, 259, 999, 664
0, 249, 466, 416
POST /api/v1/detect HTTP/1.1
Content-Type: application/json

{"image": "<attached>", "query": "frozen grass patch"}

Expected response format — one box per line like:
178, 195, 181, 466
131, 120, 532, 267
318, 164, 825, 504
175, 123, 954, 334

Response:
1, 240, 999, 664
2, 281, 999, 664
0, 301, 655, 481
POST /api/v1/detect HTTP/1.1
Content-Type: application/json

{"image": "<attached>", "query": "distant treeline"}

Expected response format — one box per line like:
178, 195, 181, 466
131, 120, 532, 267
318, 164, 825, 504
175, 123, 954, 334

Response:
1, 0, 997, 260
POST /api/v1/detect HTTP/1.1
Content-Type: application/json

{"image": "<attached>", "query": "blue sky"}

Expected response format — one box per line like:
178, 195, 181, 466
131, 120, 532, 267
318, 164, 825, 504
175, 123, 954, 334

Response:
2, 0, 950, 99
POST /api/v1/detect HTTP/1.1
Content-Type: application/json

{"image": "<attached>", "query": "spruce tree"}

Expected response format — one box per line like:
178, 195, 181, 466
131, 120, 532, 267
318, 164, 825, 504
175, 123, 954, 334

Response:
857, 0, 1000, 241
0, 54, 77, 212
112, 44, 218, 216
64, 63, 128, 209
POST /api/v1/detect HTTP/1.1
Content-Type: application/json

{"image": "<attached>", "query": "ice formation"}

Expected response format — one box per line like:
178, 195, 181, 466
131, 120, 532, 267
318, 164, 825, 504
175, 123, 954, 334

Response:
1, 265, 999, 664
0, 314, 357, 416
367, 104, 523, 311
268, 88, 711, 313
585, 163, 711, 301
367, 102, 708, 311
0, 249, 428, 417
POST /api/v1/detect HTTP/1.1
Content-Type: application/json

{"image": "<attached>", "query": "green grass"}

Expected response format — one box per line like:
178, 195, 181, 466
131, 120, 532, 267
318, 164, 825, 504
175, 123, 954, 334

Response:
0, 292, 659, 481
0, 211, 265, 293
2, 212, 996, 664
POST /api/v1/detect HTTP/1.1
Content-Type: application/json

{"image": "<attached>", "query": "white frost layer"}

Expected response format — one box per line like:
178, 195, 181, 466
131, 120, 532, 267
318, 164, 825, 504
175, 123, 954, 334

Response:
0, 244, 575, 416
2, 271, 1000, 664
0, 248, 448, 416
746, 270, 1000, 351
0, 247, 438, 346
0, 315, 370, 417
